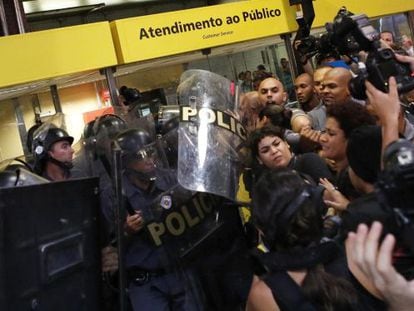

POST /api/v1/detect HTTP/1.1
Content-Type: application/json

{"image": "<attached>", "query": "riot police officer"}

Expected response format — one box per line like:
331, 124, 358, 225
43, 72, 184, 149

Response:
83, 114, 127, 177
77, 114, 128, 311
32, 123, 74, 181
110, 128, 197, 311
79, 114, 129, 233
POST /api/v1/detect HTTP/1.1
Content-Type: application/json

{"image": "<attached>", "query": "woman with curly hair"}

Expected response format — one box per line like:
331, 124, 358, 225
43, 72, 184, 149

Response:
319, 102, 376, 203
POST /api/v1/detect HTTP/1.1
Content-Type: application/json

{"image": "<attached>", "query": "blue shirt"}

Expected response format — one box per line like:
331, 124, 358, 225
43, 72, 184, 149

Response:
122, 169, 177, 269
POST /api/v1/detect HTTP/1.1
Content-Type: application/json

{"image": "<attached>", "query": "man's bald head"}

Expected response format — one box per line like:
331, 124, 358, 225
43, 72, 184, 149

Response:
313, 67, 331, 95
295, 73, 313, 84
258, 78, 287, 106
321, 67, 352, 105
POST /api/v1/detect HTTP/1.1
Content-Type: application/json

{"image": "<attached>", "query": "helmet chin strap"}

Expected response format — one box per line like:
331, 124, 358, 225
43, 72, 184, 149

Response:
125, 168, 156, 192
48, 156, 73, 173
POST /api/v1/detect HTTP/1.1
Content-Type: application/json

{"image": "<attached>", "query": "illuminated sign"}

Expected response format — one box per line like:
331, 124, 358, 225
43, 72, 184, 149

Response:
110, 0, 296, 63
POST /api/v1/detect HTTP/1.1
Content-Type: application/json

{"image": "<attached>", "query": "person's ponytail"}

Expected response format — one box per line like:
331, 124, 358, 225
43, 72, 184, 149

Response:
302, 264, 358, 311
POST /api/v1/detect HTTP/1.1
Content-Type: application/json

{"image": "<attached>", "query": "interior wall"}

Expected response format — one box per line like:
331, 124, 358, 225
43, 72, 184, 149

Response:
59, 83, 103, 143
22, 83, 102, 145
0, 83, 103, 161
0, 100, 22, 161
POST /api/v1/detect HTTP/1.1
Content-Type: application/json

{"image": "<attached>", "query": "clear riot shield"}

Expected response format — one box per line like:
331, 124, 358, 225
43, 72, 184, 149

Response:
134, 70, 254, 310
176, 70, 247, 201
31, 122, 55, 153
0, 178, 101, 310
157, 129, 179, 170
81, 114, 128, 178
40, 111, 66, 128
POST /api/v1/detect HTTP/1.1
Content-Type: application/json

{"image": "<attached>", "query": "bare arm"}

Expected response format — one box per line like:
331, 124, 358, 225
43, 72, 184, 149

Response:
365, 77, 400, 168
365, 54, 414, 166
246, 275, 280, 311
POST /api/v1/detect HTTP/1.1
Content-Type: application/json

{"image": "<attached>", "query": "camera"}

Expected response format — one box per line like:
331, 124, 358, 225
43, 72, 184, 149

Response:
296, 7, 414, 99
349, 47, 414, 100
296, 33, 337, 60
296, 7, 364, 61
376, 139, 414, 215
376, 139, 414, 253
331, 11, 414, 99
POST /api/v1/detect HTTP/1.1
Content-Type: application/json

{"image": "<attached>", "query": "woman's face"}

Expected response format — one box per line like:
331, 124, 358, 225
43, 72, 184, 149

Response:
257, 135, 292, 169
320, 117, 347, 161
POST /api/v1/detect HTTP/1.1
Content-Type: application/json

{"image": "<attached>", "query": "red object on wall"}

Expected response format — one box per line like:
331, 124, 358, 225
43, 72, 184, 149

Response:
101, 89, 111, 101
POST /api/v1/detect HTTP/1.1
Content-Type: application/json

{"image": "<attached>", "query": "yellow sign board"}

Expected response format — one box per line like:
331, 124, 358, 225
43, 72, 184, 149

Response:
110, 0, 297, 64
111, 0, 414, 64
312, 0, 414, 29
0, 22, 117, 88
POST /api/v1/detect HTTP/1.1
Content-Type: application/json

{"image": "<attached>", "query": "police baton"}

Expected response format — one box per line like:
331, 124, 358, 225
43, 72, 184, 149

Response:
112, 141, 128, 311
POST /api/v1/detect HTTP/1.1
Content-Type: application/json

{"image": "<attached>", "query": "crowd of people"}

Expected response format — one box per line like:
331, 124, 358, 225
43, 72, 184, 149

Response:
238, 59, 296, 100
239, 30, 414, 311
1, 27, 414, 311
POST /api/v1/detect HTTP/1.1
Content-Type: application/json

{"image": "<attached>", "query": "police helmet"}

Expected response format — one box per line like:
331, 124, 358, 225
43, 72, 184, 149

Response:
83, 119, 96, 140
93, 114, 127, 139
32, 125, 74, 162
115, 128, 153, 159
115, 128, 157, 182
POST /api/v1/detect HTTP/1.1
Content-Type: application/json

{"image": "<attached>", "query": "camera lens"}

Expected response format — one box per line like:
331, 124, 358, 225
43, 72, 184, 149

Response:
379, 49, 393, 59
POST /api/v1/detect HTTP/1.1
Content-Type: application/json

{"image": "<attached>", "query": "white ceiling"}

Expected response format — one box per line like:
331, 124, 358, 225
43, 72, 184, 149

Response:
22, 0, 161, 14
